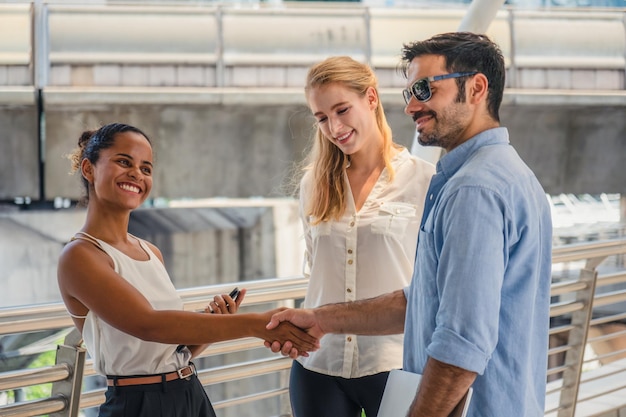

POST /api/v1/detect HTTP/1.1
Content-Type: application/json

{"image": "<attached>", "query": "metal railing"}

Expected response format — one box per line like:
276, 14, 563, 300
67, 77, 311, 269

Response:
546, 238, 626, 417
0, 278, 308, 417
1, 239, 626, 416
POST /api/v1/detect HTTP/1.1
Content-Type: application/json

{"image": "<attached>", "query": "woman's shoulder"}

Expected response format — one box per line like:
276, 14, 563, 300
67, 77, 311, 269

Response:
395, 148, 436, 175
60, 233, 107, 262
57, 234, 115, 285
299, 168, 315, 194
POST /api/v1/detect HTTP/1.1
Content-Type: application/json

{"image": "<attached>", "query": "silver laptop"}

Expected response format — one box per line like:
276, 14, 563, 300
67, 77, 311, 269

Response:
377, 369, 473, 417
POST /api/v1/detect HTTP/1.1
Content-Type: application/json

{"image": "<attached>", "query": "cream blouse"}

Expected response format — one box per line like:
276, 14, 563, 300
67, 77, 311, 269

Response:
297, 148, 435, 378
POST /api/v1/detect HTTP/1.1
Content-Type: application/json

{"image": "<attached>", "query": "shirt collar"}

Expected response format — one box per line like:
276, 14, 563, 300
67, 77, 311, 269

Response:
436, 127, 509, 178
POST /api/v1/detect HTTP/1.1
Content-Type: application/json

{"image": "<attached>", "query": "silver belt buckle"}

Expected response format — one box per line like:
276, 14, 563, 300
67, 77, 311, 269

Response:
177, 364, 195, 380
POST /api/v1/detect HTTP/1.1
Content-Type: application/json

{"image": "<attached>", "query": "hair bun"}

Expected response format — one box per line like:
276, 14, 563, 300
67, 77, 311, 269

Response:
78, 130, 95, 148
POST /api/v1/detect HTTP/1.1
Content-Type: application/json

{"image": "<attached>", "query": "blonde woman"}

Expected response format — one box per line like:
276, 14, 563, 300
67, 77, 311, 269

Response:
290, 57, 435, 417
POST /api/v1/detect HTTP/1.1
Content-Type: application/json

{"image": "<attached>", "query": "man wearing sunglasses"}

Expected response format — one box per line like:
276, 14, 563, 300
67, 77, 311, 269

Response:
268, 32, 552, 417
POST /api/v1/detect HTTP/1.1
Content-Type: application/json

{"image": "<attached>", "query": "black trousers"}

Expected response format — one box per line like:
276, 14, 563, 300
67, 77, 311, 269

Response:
289, 360, 390, 417
99, 373, 216, 417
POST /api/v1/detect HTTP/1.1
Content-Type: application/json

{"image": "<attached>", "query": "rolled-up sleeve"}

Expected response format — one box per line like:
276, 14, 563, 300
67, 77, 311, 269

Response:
426, 186, 507, 374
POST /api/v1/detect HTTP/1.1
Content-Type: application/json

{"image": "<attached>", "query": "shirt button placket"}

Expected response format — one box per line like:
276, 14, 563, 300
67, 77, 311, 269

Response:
346, 214, 357, 303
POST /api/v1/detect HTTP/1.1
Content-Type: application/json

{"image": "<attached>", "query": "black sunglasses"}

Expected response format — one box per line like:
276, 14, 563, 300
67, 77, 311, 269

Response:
402, 72, 478, 104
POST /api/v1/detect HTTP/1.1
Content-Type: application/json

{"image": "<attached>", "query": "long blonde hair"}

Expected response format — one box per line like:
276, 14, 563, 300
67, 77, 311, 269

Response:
304, 56, 399, 223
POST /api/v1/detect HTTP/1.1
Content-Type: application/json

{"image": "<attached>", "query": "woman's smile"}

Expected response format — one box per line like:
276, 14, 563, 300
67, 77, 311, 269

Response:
118, 182, 141, 194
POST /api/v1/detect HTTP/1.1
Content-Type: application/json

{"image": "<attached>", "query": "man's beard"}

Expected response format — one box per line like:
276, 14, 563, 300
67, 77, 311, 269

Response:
417, 131, 440, 147
413, 111, 442, 148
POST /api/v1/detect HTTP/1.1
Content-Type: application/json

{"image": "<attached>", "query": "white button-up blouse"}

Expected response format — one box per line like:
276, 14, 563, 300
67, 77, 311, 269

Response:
297, 148, 435, 378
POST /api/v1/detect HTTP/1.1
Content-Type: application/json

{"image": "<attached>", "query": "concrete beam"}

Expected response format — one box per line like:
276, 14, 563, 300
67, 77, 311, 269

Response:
28, 86, 626, 107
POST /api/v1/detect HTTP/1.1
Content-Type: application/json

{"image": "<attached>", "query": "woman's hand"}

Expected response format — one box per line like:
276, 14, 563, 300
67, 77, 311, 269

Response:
187, 288, 247, 358
207, 288, 246, 314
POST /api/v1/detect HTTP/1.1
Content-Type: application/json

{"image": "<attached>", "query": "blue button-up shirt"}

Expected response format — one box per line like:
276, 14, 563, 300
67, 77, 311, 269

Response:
404, 127, 553, 416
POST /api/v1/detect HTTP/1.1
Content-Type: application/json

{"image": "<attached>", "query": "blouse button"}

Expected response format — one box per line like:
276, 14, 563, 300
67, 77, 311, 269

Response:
347, 288, 352, 293
347, 249, 353, 254
349, 221, 355, 227
347, 259, 353, 265
347, 336, 352, 342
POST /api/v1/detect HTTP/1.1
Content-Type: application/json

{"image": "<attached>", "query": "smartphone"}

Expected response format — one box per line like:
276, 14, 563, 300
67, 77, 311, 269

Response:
228, 287, 240, 302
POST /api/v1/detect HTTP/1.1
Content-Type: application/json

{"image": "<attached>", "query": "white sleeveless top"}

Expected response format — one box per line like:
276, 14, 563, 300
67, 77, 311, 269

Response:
78, 234, 190, 376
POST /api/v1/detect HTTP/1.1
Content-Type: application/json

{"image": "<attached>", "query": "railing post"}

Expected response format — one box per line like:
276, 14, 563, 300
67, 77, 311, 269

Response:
50, 328, 86, 417
556, 267, 598, 417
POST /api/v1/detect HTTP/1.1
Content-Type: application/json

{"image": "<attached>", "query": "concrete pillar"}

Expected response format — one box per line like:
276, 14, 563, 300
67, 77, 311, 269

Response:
457, 0, 506, 33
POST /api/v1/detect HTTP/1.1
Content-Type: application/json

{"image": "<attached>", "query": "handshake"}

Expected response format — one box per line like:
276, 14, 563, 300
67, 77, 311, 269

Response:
207, 287, 338, 357
246, 289, 406, 357
260, 307, 322, 358
217, 288, 406, 358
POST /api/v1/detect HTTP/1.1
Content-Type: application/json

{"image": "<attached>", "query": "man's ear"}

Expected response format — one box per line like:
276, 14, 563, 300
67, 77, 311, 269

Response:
81, 158, 93, 184
468, 73, 489, 104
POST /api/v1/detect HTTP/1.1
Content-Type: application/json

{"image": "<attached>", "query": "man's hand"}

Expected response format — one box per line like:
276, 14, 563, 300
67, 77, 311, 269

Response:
259, 308, 320, 358
264, 308, 324, 357
408, 357, 476, 416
